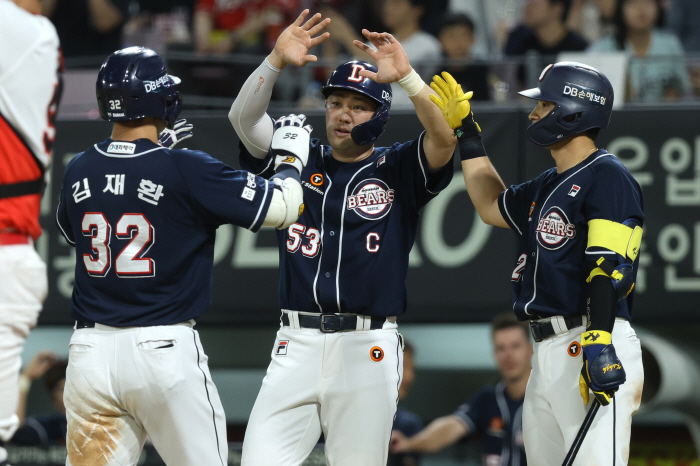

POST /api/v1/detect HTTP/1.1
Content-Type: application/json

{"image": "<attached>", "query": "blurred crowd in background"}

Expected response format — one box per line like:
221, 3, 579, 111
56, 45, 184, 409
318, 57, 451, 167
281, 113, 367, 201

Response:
46, 0, 700, 108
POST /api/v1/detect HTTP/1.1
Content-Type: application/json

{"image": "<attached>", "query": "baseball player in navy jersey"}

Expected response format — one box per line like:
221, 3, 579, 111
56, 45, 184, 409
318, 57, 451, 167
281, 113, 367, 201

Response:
391, 314, 531, 466
431, 64, 644, 464
55, 46, 311, 466
0, 1, 61, 464
228, 10, 457, 466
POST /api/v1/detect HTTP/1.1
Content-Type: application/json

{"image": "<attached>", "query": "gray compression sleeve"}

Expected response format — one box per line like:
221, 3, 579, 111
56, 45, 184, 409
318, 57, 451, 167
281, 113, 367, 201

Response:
228, 58, 281, 159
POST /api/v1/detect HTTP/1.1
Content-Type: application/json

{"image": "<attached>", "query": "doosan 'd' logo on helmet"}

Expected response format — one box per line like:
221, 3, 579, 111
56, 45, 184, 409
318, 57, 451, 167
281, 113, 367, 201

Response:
347, 179, 395, 220
536, 207, 576, 249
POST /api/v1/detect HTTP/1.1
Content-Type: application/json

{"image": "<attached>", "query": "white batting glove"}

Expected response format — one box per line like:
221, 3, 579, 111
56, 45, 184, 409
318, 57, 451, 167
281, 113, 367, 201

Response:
158, 119, 193, 149
271, 114, 312, 175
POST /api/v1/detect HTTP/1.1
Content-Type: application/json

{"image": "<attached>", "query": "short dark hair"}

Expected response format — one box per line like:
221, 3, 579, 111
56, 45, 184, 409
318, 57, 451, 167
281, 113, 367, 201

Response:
491, 313, 530, 341
44, 359, 68, 393
438, 12, 476, 35
585, 128, 601, 141
550, 0, 573, 22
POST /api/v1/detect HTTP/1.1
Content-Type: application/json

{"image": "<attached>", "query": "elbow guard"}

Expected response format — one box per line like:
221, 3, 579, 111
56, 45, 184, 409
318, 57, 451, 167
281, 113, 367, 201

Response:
263, 178, 305, 229
586, 218, 643, 301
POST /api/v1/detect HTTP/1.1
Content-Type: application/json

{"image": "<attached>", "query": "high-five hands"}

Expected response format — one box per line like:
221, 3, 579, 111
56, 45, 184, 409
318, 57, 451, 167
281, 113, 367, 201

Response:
269, 9, 331, 68
352, 30, 411, 83
429, 72, 475, 130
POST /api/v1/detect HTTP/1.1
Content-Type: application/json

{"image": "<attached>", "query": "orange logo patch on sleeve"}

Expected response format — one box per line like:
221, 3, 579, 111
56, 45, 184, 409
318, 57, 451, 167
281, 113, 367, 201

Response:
568, 341, 582, 357
370, 346, 384, 362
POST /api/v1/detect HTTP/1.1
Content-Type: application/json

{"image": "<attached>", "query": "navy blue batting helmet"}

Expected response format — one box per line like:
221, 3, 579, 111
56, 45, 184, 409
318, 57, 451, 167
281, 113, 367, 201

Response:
519, 62, 614, 147
96, 47, 182, 129
321, 60, 392, 146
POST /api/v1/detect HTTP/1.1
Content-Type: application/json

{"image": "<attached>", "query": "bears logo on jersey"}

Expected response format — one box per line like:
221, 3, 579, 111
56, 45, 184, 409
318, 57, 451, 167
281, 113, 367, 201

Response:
346, 179, 395, 220
535, 206, 576, 249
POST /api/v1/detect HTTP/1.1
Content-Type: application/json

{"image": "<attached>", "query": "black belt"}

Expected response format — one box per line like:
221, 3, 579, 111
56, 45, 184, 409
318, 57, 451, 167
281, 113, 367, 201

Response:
281, 313, 386, 333
529, 316, 584, 342
76, 321, 95, 329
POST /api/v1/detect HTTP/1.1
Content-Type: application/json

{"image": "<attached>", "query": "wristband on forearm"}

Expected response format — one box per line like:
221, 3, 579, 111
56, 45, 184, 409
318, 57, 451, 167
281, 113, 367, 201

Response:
398, 69, 425, 97
456, 115, 486, 161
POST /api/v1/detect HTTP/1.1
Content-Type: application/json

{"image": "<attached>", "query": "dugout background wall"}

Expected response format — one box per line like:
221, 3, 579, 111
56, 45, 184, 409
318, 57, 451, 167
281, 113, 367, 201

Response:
40, 107, 700, 325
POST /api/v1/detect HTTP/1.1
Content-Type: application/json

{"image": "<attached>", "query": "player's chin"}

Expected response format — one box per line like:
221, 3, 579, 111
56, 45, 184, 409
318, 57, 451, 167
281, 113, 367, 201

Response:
328, 132, 354, 149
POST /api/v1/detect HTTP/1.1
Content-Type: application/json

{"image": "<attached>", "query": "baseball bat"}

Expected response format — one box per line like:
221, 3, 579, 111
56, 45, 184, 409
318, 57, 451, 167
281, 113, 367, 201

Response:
561, 400, 601, 466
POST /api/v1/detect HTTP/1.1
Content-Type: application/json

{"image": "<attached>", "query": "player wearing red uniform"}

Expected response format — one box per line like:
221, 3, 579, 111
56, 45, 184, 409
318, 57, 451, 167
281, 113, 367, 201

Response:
0, 1, 61, 463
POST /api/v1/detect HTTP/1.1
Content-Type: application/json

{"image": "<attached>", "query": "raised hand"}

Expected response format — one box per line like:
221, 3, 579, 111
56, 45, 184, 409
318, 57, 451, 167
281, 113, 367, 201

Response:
269, 10, 331, 69
430, 72, 474, 130
352, 30, 411, 83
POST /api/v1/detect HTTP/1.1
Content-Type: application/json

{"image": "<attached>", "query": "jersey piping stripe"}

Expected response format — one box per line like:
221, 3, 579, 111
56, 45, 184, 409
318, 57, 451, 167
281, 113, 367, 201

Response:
93, 144, 165, 158
523, 153, 608, 316
55, 195, 75, 245
495, 383, 511, 466
336, 162, 373, 312
511, 404, 523, 466
248, 179, 271, 231
391, 333, 402, 429
190, 330, 225, 466
415, 131, 442, 195
501, 190, 523, 236
251, 153, 275, 176
454, 410, 477, 433
313, 156, 332, 312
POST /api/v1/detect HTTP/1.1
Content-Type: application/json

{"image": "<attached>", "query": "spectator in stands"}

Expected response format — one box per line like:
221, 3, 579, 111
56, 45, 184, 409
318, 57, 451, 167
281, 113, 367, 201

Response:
588, 0, 691, 102
567, 0, 618, 43
390, 314, 532, 466
382, 0, 443, 107
505, 0, 589, 56
42, 0, 130, 59
11, 352, 67, 447
193, 0, 299, 55
389, 340, 423, 466
667, 0, 700, 52
437, 13, 491, 101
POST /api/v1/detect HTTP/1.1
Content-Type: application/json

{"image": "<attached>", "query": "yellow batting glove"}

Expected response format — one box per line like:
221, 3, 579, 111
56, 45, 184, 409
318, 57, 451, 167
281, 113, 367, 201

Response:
429, 72, 474, 130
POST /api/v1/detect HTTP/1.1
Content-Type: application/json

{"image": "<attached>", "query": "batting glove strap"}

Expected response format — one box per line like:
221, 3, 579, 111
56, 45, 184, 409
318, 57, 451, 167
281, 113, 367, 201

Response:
456, 115, 486, 161
158, 119, 193, 149
271, 114, 312, 175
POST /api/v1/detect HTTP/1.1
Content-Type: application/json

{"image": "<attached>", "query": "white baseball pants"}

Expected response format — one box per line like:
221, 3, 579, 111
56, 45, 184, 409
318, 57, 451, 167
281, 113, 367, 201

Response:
241, 315, 403, 466
523, 318, 644, 465
0, 243, 46, 442
64, 322, 227, 466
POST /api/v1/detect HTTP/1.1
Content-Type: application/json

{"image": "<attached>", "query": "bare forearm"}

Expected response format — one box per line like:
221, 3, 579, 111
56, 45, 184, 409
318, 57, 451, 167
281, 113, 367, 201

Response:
406, 416, 468, 453
87, 0, 123, 33
411, 84, 457, 171
462, 158, 508, 227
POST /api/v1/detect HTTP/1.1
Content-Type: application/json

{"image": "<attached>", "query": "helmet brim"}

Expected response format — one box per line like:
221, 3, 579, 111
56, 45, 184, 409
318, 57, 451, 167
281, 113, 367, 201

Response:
518, 87, 559, 103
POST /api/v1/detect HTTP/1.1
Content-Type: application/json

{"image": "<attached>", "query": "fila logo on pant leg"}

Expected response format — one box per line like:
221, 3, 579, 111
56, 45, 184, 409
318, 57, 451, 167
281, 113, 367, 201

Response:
276, 340, 289, 356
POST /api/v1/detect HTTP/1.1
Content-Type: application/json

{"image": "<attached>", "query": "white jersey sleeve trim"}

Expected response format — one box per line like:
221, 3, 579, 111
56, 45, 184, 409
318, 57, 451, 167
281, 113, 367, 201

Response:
416, 131, 443, 195
228, 58, 281, 159
501, 190, 523, 236
249, 179, 271, 230
55, 196, 75, 246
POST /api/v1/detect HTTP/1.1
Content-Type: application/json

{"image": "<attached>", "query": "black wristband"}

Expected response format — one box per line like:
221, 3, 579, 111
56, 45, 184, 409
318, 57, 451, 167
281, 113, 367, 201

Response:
456, 114, 486, 161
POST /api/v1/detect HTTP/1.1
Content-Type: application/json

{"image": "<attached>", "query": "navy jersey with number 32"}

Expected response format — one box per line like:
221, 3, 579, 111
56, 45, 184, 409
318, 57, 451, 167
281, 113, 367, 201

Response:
56, 138, 274, 326
240, 132, 453, 317
498, 150, 644, 321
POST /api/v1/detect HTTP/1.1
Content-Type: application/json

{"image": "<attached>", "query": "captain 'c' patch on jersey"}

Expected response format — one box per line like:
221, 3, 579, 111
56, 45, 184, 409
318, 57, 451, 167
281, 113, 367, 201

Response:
370, 346, 384, 362
536, 206, 576, 249
568, 341, 581, 357
347, 179, 395, 220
